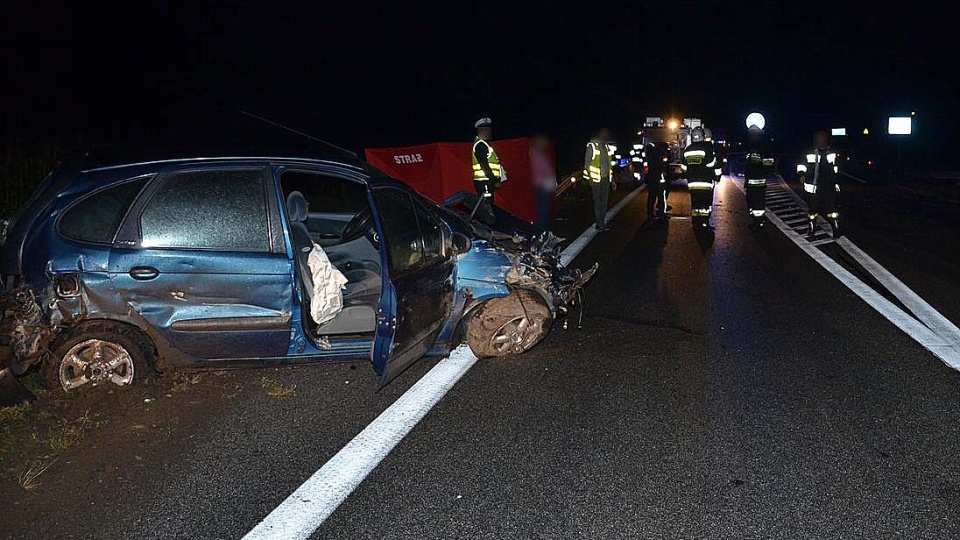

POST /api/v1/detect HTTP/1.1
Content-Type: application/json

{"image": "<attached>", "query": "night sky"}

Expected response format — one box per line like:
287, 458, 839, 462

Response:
2, 1, 956, 171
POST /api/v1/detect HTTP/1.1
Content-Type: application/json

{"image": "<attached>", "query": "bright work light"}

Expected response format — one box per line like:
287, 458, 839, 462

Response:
745, 112, 765, 130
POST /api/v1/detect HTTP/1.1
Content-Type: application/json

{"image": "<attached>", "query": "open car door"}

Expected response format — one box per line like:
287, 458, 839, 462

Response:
370, 187, 455, 386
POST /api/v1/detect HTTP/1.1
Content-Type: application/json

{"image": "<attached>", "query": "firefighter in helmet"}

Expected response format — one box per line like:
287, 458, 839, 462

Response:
704, 127, 723, 184
744, 123, 775, 229
797, 130, 842, 238
681, 126, 718, 229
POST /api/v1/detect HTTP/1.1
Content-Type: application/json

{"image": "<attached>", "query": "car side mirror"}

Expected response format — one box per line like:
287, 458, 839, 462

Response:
450, 232, 471, 255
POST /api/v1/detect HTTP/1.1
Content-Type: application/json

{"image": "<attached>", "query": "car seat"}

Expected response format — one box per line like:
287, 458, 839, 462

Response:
286, 191, 379, 335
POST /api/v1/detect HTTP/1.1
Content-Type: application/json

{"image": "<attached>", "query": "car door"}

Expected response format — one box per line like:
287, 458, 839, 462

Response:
370, 187, 455, 385
109, 166, 292, 361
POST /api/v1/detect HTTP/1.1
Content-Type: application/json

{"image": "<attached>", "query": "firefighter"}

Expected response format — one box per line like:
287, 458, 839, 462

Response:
583, 128, 617, 231
681, 126, 718, 229
628, 137, 644, 186
471, 117, 506, 224
644, 141, 669, 220
744, 124, 775, 229
703, 127, 723, 184
797, 130, 842, 238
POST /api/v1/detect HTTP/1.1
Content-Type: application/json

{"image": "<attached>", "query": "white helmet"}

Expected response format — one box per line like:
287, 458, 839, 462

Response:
691, 126, 705, 143
703, 127, 713, 141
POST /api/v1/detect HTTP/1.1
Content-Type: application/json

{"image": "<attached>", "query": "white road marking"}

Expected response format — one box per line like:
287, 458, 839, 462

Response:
243, 347, 478, 540
244, 185, 644, 540
834, 237, 960, 349
559, 185, 645, 267
765, 211, 960, 369
738, 176, 960, 370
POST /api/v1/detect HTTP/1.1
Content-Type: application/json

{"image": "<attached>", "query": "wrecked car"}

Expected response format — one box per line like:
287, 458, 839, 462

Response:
0, 153, 595, 392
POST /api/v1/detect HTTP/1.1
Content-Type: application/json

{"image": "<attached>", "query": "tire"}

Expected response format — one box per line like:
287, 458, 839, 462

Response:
465, 289, 553, 358
41, 322, 155, 392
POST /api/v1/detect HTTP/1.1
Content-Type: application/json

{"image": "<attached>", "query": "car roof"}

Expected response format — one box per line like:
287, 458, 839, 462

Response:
62, 155, 406, 197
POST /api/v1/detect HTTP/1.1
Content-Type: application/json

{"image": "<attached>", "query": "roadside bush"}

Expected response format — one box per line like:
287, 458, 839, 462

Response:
1, 138, 62, 219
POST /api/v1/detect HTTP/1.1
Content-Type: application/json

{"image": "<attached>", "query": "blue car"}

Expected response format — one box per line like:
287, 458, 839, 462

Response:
0, 151, 594, 391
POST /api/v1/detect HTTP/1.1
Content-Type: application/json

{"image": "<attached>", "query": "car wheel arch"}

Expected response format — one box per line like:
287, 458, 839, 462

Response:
41, 319, 159, 391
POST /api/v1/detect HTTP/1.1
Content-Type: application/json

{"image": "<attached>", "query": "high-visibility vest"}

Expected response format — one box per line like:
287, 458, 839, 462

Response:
472, 137, 501, 182
584, 141, 615, 183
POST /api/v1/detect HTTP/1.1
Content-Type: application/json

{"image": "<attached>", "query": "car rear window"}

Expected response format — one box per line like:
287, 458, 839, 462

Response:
140, 169, 269, 251
58, 177, 150, 244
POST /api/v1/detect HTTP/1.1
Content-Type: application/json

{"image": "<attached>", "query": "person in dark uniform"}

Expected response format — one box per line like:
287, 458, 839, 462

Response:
681, 127, 719, 229
471, 117, 506, 224
644, 141, 669, 220
704, 127, 723, 184
744, 124, 775, 229
797, 130, 842, 238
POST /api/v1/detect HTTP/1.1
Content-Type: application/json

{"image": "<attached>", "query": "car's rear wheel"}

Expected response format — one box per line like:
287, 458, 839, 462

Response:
466, 289, 553, 358
41, 323, 155, 391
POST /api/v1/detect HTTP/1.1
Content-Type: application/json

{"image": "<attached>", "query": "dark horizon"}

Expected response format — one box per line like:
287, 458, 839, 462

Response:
2, 2, 956, 173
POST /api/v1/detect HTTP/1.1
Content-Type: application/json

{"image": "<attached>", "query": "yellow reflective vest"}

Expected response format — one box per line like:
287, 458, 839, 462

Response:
472, 137, 501, 182
584, 141, 615, 183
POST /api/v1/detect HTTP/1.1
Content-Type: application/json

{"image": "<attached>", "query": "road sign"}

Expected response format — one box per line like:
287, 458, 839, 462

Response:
888, 117, 912, 135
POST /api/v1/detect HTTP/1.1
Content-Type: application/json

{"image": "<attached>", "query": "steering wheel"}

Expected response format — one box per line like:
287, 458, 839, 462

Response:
340, 208, 377, 246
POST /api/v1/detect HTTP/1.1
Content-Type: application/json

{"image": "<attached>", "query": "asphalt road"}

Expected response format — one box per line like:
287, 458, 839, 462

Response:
4, 178, 960, 539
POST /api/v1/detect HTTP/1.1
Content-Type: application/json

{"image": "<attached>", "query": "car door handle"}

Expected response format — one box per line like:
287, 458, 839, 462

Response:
129, 266, 159, 281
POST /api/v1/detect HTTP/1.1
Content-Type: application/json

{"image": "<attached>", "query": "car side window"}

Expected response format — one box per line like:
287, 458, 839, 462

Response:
412, 200, 444, 263
139, 169, 269, 251
59, 177, 150, 244
280, 170, 367, 214
372, 189, 423, 274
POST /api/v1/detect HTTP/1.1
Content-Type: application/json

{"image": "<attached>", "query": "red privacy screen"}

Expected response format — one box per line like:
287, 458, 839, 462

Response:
365, 137, 538, 222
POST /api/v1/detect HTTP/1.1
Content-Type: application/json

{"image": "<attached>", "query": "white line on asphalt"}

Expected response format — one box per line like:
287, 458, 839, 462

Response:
243, 185, 644, 540
834, 237, 960, 350
757, 175, 960, 354
763, 199, 960, 370
243, 347, 478, 540
559, 185, 645, 267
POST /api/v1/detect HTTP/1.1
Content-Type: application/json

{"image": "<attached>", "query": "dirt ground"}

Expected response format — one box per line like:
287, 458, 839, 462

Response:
0, 367, 296, 514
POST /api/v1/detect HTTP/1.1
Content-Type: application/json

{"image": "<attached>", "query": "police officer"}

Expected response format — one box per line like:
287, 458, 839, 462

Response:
681, 126, 718, 229
583, 128, 617, 231
744, 124, 775, 229
644, 141, 669, 220
797, 130, 842, 238
471, 117, 506, 224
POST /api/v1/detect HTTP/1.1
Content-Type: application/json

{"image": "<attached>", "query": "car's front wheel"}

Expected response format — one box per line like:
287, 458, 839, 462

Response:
466, 290, 553, 358
41, 323, 155, 391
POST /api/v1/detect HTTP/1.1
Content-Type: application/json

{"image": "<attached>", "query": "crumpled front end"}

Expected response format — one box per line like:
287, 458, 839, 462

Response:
499, 232, 597, 323
455, 224, 596, 322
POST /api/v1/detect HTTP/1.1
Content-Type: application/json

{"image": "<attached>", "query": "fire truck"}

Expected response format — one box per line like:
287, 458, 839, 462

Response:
630, 117, 703, 183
